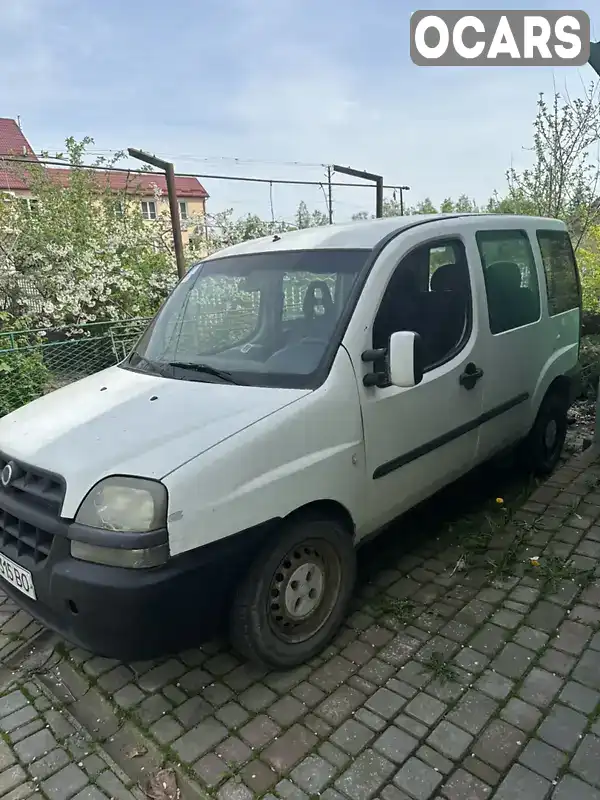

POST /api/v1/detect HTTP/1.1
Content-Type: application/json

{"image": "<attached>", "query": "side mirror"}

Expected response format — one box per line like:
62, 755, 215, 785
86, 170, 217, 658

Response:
388, 331, 424, 388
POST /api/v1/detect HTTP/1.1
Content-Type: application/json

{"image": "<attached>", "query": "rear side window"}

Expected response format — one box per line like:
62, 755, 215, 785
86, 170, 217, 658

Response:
476, 229, 541, 334
536, 230, 580, 315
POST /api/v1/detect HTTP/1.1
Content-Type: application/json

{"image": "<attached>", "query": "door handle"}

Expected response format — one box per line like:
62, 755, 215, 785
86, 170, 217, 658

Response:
459, 362, 484, 390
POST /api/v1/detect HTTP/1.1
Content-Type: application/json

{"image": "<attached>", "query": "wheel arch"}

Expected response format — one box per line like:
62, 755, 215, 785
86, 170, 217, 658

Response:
285, 499, 356, 538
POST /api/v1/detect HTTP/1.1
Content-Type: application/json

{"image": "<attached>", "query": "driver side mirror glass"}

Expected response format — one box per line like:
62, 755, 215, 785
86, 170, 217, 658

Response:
388, 331, 424, 388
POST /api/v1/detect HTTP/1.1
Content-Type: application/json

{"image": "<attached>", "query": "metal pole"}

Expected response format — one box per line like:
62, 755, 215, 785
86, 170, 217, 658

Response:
375, 177, 383, 219
398, 186, 410, 216
128, 148, 186, 281
327, 166, 333, 224
332, 164, 384, 220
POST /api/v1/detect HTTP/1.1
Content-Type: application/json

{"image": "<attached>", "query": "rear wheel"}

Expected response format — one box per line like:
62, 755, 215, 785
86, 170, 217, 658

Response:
524, 391, 568, 476
229, 510, 356, 668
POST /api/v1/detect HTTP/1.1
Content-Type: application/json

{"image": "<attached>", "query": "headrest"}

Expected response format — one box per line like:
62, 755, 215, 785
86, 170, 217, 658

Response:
485, 261, 522, 292
431, 262, 469, 292
302, 280, 333, 318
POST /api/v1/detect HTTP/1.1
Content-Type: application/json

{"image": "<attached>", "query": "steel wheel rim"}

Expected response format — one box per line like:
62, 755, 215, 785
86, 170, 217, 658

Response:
267, 537, 342, 644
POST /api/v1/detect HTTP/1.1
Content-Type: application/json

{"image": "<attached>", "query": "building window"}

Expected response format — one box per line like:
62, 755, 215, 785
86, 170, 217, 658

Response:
179, 201, 188, 221
141, 201, 157, 220
115, 201, 124, 217
27, 199, 39, 214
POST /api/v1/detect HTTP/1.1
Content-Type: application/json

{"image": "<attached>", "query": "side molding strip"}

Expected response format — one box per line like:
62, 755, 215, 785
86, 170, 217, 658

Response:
373, 392, 529, 480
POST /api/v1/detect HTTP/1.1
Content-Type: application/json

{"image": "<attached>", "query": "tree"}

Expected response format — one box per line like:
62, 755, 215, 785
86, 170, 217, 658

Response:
501, 86, 600, 246
295, 201, 329, 229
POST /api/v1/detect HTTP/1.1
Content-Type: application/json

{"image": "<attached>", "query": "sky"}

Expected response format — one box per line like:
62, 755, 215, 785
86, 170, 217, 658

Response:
0, 0, 598, 223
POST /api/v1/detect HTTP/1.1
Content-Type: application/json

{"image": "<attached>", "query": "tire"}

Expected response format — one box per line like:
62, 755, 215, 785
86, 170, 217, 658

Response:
524, 391, 568, 476
229, 510, 356, 668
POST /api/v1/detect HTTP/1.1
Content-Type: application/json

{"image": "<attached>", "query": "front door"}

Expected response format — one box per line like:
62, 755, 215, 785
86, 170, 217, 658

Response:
344, 221, 487, 535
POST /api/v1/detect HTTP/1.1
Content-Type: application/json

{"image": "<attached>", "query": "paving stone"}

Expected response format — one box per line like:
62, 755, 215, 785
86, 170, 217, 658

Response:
526, 600, 566, 633
13, 728, 57, 763
261, 724, 317, 773
464, 756, 501, 788
552, 774, 600, 800
217, 778, 254, 800
215, 701, 250, 729
379, 634, 422, 667
175, 696, 212, 728
291, 754, 336, 794
203, 682, 234, 707
42, 764, 88, 800
447, 690, 498, 736
113, 683, 145, 709
149, 714, 183, 744
553, 620, 593, 655
240, 760, 278, 793
29, 749, 71, 781
492, 763, 550, 800
0, 705, 38, 733
471, 720, 524, 771
330, 719, 375, 755
469, 625, 508, 656
539, 647, 576, 676
365, 687, 406, 719
416, 744, 453, 776
381, 786, 412, 800
404, 693, 446, 725
474, 670, 514, 701
9, 717, 45, 743
512, 626, 549, 651
491, 609, 523, 629
574, 649, 600, 691
426, 721, 472, 760
239, 714, 281, 750
453, 647, 489, 674
537, 703, 587, 752
304, 712, 332, 738
137, 693, 172, 725
316, 685, 366, 725
0, 765, 27, 797
0, 692, 28, 719
238, 683, 277, 712
72, 788, 107, 800
267, 695, 307, 727
570, 734, 600, 787
0, 739, 15, 771
177, 667, 212, 693
276, 778, 309, 800
518, 738, 567, 781
335, 748, 395, 800
342, 640, 378, 666
440, 768, 491, 800
319, 740, 351, 769
291, 681, 326, 707
518, 667, 563, 707
193, 752, 231, 788
395, 714, 429, 740
137, 659, 185, 691
172, 717, 228, 762
393, 757, 443, 800
215, 736, 252, 767
310, 656, 356, 692
560, 680, 600, 714
373, 726, 418, 764
386, 677, 419, 700
490, 643, 534, 679
354, 707, 387, 732
358, 658, 396, 687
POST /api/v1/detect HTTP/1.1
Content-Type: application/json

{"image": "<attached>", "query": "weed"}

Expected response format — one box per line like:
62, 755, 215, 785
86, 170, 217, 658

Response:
422, 651, 457, 685
528, 555, 591, 594
370, 596, 416, 625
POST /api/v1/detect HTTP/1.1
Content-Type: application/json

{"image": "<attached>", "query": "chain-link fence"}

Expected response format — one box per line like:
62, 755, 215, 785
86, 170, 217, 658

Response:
0, 318, 151, 417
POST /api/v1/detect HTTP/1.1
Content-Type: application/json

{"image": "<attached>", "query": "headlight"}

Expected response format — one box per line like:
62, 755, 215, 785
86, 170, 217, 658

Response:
75, 476, 168, 532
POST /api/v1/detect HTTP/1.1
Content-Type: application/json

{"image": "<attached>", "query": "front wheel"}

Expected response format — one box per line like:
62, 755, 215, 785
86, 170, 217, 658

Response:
523, 392, 568, 476
229, 511, 356, 668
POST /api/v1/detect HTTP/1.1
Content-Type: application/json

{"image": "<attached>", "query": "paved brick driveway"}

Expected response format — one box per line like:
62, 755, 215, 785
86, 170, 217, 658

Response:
2, 449, 600, 800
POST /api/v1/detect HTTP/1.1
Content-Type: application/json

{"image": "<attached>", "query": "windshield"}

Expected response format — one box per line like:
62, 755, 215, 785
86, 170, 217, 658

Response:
126, 248, 369, 388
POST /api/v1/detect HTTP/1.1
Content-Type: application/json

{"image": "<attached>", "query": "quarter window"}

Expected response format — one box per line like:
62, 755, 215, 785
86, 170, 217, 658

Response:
476, 229, 540, 334
536, 230, 580, 315
373, 238, 471, 371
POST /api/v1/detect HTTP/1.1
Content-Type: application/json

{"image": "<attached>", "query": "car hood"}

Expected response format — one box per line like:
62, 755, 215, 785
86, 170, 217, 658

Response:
0, 366, 309, 517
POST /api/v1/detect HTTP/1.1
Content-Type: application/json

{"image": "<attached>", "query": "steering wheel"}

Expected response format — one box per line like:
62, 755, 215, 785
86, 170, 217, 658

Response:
303, 281, 334, 321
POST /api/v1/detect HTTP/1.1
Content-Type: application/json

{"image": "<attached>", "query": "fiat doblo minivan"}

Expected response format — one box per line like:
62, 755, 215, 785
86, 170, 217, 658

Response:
0, 213, 581, 667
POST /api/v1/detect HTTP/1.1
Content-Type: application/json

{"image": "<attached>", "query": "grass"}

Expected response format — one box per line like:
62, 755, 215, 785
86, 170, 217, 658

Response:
422, 651, 458, 685
526, 554, 595, 594
369, 596, 416, 626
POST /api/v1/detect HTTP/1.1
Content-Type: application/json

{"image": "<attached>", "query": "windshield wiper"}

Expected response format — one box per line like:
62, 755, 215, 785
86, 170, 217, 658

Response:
168, 361, 241, 385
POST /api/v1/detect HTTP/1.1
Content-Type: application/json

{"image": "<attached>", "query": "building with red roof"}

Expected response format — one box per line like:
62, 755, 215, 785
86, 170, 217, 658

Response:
0, 118, 209, 242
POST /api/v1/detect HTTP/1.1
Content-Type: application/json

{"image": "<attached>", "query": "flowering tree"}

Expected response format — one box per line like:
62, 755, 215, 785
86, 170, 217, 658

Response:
0, 138, 177, 328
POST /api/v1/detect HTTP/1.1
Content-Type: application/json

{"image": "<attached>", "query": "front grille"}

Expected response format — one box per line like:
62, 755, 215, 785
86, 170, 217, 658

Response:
0, 453, 65, 566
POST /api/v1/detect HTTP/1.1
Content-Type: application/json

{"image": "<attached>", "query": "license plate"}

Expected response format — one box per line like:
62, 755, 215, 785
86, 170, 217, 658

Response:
0, 552, 36, 600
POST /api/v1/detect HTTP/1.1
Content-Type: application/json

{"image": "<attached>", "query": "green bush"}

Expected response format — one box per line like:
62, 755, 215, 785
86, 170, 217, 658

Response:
579, 334, 600, 398
0, 350, 49, 417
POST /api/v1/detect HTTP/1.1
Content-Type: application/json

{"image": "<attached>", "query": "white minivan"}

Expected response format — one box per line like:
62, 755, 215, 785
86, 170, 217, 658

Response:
0, 213, 581, 667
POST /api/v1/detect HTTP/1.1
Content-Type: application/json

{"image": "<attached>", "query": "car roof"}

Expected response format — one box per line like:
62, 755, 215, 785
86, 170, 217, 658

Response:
208, 213, 566, 260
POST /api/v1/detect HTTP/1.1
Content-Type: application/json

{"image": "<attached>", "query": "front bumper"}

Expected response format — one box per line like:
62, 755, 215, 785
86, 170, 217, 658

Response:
0, 487, 270, 661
